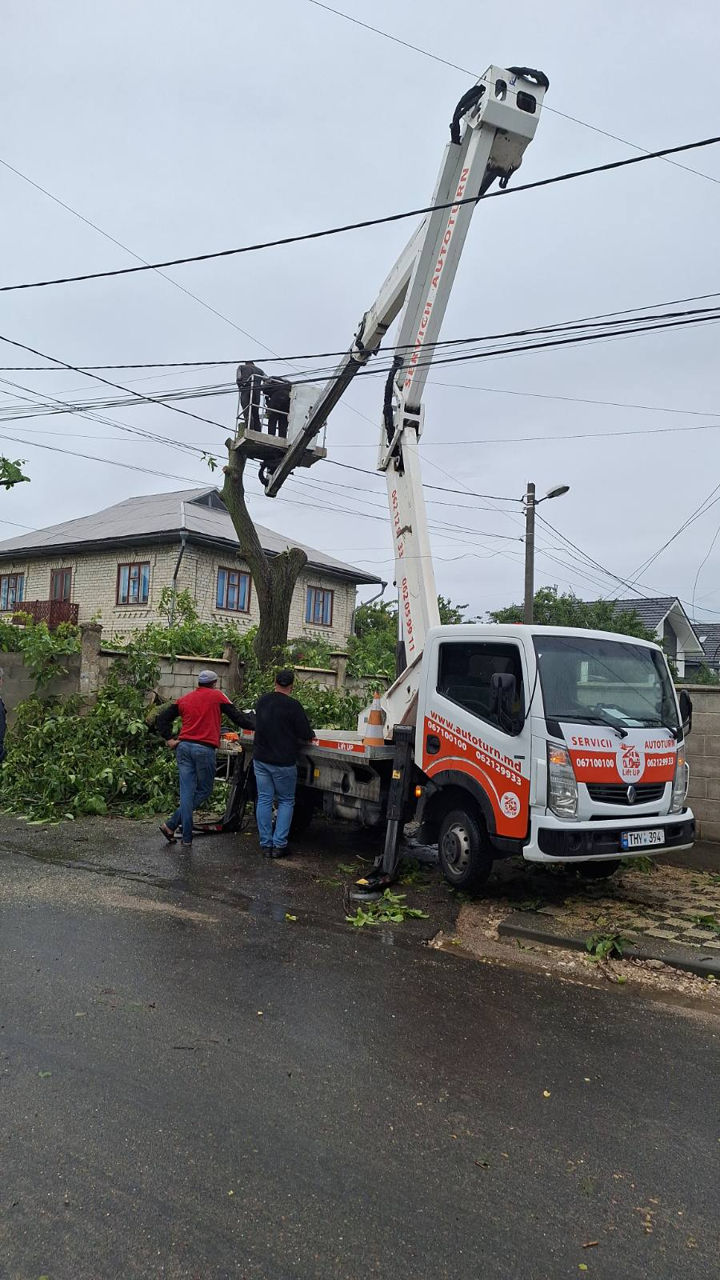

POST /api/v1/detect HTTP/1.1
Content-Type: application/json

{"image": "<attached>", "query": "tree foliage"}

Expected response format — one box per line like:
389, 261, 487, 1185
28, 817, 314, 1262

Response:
0, 617, 80, 688
488, 586, 654, 640
347, 596, 477, 678
0, 458, 29, 490
0, 618, 363, 822
2, 644, 177, 821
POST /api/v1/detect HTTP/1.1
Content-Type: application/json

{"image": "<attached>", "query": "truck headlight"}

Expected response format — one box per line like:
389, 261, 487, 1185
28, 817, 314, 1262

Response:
670, 746, 689, 814
547, 742, 578, 818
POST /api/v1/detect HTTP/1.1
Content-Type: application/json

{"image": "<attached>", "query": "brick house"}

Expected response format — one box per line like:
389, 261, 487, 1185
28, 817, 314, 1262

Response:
0, 486, 380, 646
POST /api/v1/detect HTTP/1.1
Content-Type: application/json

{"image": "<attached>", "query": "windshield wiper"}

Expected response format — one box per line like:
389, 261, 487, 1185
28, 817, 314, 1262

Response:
551, 713, 627, 738
591, 711, 628, 740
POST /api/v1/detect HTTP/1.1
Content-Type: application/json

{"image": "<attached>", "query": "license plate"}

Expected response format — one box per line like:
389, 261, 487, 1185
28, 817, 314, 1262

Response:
621, 828, 664, 850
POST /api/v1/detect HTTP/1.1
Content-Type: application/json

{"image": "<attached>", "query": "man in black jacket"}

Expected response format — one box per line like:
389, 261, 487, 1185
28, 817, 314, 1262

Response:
236, 360, 266, 433
262, 376, 292, 438
253, 669, 314, 857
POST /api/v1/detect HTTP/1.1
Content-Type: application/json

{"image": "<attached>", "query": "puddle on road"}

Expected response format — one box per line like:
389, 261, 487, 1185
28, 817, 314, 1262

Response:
5, 844, 444, 950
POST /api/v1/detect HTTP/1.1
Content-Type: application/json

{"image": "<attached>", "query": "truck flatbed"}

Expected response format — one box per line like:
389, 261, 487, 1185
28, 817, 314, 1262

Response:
220, 728, 397, 762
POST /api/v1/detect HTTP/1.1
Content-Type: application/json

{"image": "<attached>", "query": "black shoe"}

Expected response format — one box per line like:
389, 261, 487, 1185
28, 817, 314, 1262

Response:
270, 846, 290, 858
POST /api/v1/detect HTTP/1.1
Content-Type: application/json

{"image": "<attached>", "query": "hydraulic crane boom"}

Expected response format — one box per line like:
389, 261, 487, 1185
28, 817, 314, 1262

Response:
262, 64, 548, 721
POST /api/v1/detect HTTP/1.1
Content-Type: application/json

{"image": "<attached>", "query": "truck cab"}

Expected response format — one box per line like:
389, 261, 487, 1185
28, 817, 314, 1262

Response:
416, 624, 694, 890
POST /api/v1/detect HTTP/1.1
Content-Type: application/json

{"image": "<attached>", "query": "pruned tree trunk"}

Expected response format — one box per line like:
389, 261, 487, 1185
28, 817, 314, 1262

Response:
222, 439, 307, 668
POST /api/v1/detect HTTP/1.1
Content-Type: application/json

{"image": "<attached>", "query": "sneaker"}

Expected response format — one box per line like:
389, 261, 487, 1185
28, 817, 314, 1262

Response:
180, 841, 193, 850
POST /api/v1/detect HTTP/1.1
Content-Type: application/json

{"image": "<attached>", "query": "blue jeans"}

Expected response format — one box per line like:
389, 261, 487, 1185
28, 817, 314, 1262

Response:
167, 741, 216, 844
253, 761, 297, 850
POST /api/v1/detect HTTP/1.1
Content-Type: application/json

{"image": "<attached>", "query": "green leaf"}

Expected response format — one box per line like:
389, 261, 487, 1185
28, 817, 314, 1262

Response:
38, 1070, 52, 1078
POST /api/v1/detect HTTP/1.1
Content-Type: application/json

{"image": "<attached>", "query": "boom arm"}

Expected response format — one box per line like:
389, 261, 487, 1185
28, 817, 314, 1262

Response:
263, 64, 547, 720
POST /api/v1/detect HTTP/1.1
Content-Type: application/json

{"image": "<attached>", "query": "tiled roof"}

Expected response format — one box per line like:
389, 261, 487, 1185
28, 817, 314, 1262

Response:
608, 598, 679, 630
691, 622, 720, 663
0, 486, 381, 585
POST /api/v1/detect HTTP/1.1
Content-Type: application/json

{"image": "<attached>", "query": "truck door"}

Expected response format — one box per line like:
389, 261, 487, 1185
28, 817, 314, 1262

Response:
421, 638, 531, 839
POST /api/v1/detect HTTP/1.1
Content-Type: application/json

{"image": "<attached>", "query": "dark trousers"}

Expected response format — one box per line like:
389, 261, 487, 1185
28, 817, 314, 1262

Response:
266, 395, 289, 438
166, 741, 216, 844
240, 379, 263, 432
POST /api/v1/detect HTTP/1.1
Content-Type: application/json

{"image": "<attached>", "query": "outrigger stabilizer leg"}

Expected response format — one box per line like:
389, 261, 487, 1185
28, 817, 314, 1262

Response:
349, 726, 414, 901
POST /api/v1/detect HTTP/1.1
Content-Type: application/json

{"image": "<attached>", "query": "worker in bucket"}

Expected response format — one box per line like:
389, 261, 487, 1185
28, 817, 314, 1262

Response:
262, 375, 292, 439
236, 360, 266, 433
253, 669, 314, 857
156, 670, 255, 849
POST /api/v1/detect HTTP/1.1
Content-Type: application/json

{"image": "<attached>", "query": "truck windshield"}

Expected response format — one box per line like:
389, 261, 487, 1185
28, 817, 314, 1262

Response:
533, 635, 679, 732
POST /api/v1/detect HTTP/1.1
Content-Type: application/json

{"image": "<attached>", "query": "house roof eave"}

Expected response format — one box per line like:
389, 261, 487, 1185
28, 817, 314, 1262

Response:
0, 529, 381, 586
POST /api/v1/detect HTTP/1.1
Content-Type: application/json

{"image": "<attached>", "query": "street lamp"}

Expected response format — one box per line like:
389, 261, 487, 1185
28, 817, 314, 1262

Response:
523, 482, 570, 624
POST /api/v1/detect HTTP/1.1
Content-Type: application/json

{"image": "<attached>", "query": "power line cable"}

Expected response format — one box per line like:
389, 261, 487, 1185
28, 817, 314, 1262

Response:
0, 333, 230, 433
305, 0, 720, 187
0, 375, 208, 460
623, 482, 720, 585
2, 301, 717, 430
0, 287, 717, 371
691, 523, 720, 620
0, 156, 280, 348
0, 428, 209, 486
535, 509, 720, 619
2, 137, 718, 295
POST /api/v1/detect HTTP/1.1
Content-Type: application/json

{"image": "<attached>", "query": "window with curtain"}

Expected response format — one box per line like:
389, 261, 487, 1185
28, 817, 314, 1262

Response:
0, 573, 24, 611
216, 567, 251, 613
305, 586, 334, 627
116, 562, 150, 605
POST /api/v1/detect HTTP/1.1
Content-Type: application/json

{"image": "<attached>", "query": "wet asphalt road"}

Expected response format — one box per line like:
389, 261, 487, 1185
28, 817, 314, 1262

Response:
1, 842, 719, 1280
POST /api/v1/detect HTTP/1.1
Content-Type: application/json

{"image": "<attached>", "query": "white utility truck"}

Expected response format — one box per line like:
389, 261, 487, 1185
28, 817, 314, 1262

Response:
222, 63, 694, 893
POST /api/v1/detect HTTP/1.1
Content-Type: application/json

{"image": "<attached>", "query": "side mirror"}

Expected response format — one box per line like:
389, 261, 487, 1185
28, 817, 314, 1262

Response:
490, 672, 522, 734
679, 689, 693, 736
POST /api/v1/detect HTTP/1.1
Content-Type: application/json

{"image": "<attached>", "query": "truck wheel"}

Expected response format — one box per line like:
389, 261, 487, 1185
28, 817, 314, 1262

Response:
438, 808, 493, 893
576, 859, 621, 880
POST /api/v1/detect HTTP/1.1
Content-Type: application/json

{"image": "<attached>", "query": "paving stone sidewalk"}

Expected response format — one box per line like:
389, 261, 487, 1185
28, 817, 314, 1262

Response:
477, 859, 720, 975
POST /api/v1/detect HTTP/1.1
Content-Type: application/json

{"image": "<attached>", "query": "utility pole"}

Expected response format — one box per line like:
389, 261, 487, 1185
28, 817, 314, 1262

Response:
523, 482, 570, 624
524, 482, 536, 624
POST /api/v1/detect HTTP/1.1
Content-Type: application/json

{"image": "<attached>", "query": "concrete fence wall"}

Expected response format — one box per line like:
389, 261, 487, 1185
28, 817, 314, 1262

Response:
1, 649, 82, 715
683, 686, 720, 841
1, 624, 385, 718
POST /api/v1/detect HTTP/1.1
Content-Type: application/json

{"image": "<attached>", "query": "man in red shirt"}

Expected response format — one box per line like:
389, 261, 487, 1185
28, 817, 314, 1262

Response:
156, 670, 254, 848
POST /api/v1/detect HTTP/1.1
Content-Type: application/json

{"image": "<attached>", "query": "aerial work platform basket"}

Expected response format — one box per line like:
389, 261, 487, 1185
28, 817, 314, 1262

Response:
233, 382, 327, 470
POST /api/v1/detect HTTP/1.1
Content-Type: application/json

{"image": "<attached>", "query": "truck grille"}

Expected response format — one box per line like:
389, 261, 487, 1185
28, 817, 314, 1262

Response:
586, 782, 667, 806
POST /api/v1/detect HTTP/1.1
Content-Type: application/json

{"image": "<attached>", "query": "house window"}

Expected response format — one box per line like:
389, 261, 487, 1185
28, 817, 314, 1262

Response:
216, 567, 251, 613
116, 562, 150, 606
50, 568, 72, 602
306, 586, 334, 627
0, 573, 25, 611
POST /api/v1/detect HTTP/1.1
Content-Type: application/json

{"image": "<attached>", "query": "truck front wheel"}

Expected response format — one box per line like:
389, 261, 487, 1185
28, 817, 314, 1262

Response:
438, 807, 493, 893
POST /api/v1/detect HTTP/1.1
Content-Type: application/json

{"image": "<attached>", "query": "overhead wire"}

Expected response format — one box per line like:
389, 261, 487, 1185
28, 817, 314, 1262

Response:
0, 157, 288, 348
3, 287, 719, 370
0, 375, 210, 460
1, 137, 718, 295
304, 0, 720, 187
0, 334, 231, 434
2, 302, 718, 429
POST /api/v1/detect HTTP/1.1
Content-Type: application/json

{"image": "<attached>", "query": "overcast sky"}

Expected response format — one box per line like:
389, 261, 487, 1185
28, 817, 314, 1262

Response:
2, 0, 719, 622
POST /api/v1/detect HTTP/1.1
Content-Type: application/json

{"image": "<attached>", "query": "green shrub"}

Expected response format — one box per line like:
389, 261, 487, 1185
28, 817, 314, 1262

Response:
1, 645, 176, 822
